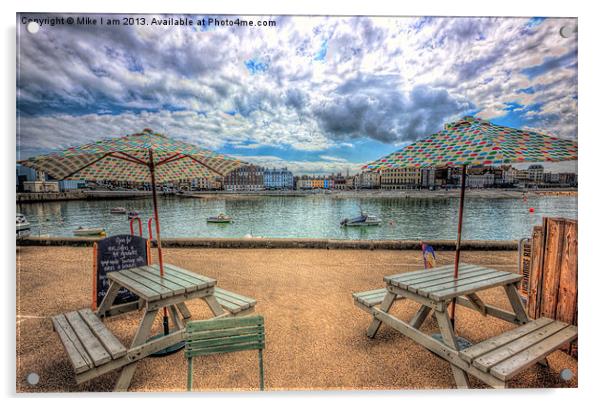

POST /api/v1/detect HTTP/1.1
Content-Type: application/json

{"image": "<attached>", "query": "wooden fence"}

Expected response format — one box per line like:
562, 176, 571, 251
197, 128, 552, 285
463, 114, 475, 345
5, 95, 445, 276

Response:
524, 217, 578, 357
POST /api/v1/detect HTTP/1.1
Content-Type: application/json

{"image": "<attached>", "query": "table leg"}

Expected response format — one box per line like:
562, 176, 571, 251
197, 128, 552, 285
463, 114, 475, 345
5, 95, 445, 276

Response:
434, 309, 470, 389
96, 281, 120, 318
503, 283, 529, 324
367, 291, 396, 338
114, 308, 159, 391
176, 303, 192, 320
409, 305, 431, 329
204, 295, 227, 317
168, 305, 185, 330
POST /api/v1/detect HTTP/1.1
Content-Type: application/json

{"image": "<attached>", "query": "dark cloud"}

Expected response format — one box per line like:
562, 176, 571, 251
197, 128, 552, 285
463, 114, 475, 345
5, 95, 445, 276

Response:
314, 74, 473, 143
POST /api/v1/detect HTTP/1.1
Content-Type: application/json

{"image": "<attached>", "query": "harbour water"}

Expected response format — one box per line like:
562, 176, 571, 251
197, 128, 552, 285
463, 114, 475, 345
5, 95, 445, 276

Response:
18, 194, 577, 241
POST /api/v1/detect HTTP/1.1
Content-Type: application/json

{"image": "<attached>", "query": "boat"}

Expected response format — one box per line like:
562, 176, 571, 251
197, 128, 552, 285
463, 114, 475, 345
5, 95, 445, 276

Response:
340, 212, 382, 227
73, 226, 106, 237
207, 213, 232, 223
110, 207, 127, 214
16, 213, 31, 239
127, 210, 139, 219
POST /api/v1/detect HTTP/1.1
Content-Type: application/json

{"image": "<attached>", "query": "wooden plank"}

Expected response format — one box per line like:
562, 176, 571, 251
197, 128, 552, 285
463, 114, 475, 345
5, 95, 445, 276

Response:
459, 318, 555, 362
108, 272, 160, 301
186, 342, 264, 357
118, 269, 174, 299
385, 264, 456, 283
144, 265, 203, 292
65, 311, 111, 367
186, 326, 264, 341
52, 314, 93, 374
429, 274, 522, 301
540, 218, 565, 318
489, 325, 577, 381
78, 308, 126, 359
472, 320, 567, 372
387, 285, 445, 311
503, 284, 529, 324
147, 287, 213, 311
187, 315, 264, 332
129, 267, 186, 295
556, 219, 578, 326
354, 288, 389, 297
177, 303, 192, 320
147, 264, 210, 288
168, 305, 185, 330
398, 265, 485, 288
527, 225, 545, 319
214, 288, 255, 307
96, 280, 121, 318
410, 268, 502, 294
187, 333, 264, 350
162, 264, 216, 287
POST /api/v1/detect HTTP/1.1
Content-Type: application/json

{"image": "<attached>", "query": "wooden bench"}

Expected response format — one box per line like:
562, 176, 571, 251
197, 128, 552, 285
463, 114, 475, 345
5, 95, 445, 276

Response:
353, 288, 397, 308
52, 308, 127, 383
214, 287, 256, 316
459, 317, 577, 386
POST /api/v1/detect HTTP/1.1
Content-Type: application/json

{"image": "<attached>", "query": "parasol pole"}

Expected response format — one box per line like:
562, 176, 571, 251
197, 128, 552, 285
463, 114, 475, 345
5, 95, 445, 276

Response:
449, 164, 467, 330
148, 149, 169, 336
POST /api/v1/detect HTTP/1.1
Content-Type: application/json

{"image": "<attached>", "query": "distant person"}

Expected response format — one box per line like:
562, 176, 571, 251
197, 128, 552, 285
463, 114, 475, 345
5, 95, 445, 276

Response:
420, 240, 437, 269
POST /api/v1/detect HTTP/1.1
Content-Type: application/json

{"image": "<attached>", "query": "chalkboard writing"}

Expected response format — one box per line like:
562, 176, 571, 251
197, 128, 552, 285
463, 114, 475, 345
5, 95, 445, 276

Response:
95, 234, 148, 308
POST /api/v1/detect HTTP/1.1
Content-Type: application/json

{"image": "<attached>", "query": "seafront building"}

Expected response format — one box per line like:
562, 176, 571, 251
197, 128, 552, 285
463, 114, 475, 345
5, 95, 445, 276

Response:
223, 165, 264, 191
263, 168, 294, 190
380, 167, 421, 190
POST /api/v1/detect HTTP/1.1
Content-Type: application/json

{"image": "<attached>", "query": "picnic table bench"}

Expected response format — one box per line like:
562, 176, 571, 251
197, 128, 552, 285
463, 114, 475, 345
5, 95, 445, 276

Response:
353, 263, 578, 388
52, 263, 256, 390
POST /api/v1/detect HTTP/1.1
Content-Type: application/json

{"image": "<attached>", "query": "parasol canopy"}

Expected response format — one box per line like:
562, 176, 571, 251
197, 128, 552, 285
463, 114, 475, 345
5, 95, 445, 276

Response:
363, 116, 577, 170
19, 128, 244, 182
363, 115, 577, 328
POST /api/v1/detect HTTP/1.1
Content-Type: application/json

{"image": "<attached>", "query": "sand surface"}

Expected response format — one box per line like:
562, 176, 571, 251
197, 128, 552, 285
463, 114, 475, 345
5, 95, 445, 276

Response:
16, 246, 577, 392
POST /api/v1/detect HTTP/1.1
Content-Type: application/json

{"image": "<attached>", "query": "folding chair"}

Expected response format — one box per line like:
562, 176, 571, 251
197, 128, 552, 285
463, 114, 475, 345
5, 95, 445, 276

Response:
184, 315, 265, 391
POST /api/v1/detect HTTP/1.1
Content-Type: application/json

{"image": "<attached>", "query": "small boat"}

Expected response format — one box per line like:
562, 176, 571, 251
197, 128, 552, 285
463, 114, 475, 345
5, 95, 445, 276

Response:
340, 212, 382, 227
127, 210, 140, 219
110, 207, 127, 214
16, 213, 31, 239
73, 226, 106, 236
207, 213, 232, 223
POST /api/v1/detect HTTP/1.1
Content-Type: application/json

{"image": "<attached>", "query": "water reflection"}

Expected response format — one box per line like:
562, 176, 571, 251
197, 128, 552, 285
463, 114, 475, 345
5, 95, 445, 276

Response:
17, 195, 577, 240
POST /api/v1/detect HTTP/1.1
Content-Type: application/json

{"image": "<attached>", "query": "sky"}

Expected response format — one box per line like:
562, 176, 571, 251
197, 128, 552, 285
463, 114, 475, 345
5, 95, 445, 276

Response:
16, 14, 578, 175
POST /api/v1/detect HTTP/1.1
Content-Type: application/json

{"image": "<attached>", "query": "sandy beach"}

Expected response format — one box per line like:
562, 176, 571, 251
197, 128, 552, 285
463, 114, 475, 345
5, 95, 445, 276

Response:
16, 246, 577, 392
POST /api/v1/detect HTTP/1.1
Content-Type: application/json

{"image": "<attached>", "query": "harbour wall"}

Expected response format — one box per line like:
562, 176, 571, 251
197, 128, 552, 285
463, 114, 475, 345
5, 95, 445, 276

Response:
17, 236, 517, 250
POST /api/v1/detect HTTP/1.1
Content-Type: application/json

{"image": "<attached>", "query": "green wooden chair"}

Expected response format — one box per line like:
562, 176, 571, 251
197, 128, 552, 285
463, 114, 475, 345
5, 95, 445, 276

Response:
184, 315, 265, 391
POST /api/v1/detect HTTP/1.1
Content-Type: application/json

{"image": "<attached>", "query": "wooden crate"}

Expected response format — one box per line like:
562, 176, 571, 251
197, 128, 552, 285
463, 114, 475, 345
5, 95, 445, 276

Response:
526, 217, 578, 358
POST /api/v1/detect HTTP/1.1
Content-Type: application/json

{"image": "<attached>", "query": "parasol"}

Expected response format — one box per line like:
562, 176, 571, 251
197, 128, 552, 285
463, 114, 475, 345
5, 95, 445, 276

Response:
20, 128, 246, 335
363, 116, 577, 328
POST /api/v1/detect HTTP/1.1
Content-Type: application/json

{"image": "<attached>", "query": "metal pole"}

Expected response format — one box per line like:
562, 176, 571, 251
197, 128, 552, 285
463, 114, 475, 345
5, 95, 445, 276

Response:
149, 149, 169, 335
450, 164, 467, 329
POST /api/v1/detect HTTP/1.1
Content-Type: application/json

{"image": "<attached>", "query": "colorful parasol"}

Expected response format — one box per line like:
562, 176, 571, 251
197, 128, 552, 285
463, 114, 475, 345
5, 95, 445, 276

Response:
363, 116, 577, 328
20, 128, 246, 336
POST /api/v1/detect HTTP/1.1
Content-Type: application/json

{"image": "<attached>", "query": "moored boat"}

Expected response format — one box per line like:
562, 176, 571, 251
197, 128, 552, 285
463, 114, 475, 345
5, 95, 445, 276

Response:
110, 207, 127, 214
127, 210, 139, 219
340, 212, 382, 227
73, 226, 106, 236
207, 213, 232, 223
16, 213, 31, 238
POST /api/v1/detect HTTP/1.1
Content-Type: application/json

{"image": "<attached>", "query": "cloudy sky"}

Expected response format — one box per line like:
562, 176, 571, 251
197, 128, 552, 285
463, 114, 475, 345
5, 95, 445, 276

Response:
17, 14, 577, 174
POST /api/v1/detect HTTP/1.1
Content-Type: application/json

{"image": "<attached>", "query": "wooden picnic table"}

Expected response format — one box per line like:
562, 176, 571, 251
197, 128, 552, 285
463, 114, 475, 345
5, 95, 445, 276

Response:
95, 263, 228, 390
354, 263, 533, 388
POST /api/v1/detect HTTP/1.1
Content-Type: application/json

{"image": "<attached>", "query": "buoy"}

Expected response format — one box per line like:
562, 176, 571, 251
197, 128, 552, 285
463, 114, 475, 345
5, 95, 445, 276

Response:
529, 207, 535, 213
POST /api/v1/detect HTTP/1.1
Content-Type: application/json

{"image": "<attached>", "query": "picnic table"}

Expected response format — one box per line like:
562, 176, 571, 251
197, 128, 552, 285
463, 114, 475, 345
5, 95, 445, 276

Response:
52, 263, 256, 391
353, 263, 577, 388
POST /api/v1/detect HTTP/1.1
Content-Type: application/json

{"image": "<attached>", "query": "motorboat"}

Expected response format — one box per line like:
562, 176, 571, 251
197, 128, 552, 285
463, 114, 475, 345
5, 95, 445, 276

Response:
340, 212, 382, 227
127, 210, 140, 219
110, 207, 127, 214
73, 226, 106, 237
16, 213, 31, 239
207, 213, 232, 223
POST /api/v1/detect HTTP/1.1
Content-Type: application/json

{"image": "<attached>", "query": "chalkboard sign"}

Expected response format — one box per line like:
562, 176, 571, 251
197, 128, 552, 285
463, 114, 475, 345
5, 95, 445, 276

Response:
93, 234, 149, 309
